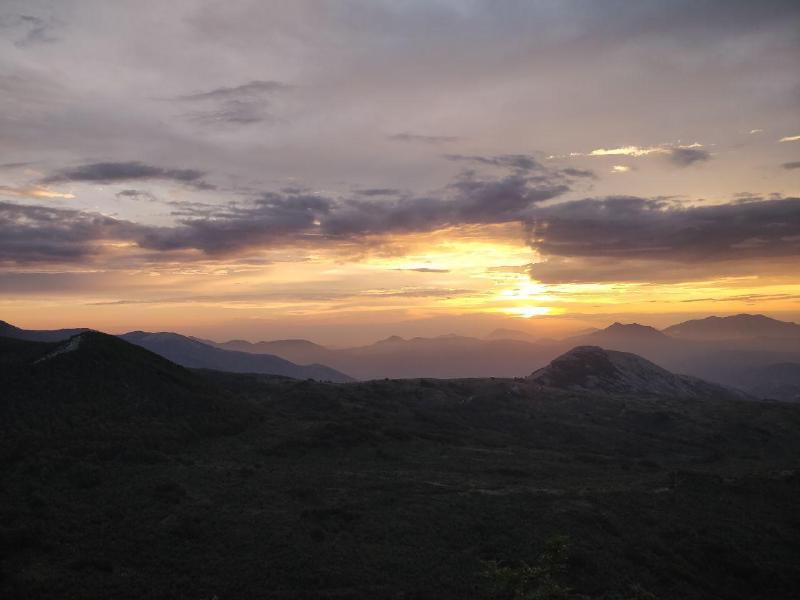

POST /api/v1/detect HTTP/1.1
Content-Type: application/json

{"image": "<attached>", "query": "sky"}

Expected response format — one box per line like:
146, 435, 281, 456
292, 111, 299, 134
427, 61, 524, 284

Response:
1, 0, 799, 344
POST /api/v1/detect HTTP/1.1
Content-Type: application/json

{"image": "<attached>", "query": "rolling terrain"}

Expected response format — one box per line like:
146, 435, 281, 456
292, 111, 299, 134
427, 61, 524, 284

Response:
0, 322, 352, 382
1, 333, 800, 599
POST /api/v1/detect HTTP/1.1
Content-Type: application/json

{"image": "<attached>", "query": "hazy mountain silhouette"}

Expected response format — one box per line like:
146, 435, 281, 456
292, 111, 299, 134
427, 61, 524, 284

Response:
120, 331, 352, 382
202, 316, 800, 387
730, 362, 800, 401
663, 314, 800, 340
0, 319, 89, 342
4, 315, 800, 393
210, 338, 333, 364
569, 322, 670, 346
0, 320, 351, 382
530, 345, 748, 400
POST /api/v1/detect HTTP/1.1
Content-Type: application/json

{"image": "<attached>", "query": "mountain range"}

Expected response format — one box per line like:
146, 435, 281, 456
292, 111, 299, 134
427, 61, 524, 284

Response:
2, 314, 799, 399
0, 320, 351, 382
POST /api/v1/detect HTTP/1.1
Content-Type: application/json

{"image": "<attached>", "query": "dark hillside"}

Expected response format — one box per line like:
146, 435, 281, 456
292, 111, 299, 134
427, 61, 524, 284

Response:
1, 345, 800, 599
0, 332, 255, 463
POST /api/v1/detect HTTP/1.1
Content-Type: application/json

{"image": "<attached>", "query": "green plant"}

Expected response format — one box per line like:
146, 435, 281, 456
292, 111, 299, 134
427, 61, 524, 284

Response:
482, 535, 573, 599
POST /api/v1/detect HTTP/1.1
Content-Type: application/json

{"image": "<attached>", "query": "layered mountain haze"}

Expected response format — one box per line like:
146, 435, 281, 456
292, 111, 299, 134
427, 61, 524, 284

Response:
199, 314, 800, 398
0, 321, 352, 382
119, 331, 352, 382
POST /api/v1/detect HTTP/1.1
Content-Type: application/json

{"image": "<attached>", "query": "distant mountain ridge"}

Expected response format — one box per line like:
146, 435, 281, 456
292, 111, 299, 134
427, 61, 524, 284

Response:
0, 320, 351, 382
119, 331, 352, 382
0, 319, 89, 342
571, 322, 669, 344
530, 345, 749, 400
664, 314, 800, 340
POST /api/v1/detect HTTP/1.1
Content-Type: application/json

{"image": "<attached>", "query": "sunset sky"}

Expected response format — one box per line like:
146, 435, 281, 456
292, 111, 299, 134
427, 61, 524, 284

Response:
1, 1, 799, 344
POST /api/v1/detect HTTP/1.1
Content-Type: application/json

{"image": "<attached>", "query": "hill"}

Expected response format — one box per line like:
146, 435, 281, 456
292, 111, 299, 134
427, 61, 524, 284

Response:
0, 332, 255, 462
664, 314, 800, 341
120, 331, 352, 382
2, 337, 800, 598
530, 345, 748, 400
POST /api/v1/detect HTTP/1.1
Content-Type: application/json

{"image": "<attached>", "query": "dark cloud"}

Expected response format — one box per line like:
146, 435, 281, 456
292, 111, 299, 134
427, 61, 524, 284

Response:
354, 188, 403, 196
525, 196, 800, 282
139, 193, 334, 253
388, 133, 461, 144
0, 201, 143, 263
781, 161, 800, 170
115, 189, 157, 201
3, 163, 569, 260
0, 147, 579, 264
444, 154, 541, 172
559, 167, 597, 179
668, 147, 711, 166
42, 161, 214, 189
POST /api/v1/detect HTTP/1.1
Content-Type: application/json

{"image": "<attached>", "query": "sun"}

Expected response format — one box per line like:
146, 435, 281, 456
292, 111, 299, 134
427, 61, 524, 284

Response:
507, 305, 554, 318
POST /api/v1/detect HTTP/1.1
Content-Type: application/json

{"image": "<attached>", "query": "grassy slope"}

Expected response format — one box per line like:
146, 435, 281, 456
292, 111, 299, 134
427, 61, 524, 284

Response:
1, 341, 799, 599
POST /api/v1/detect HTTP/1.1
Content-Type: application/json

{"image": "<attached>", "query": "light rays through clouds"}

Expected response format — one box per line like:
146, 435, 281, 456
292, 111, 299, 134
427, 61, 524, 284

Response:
1, 0, 800, 340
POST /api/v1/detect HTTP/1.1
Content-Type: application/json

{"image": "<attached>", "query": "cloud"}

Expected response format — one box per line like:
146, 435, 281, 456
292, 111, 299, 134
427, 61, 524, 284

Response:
0, 201, 143, 263
0, 185, 75, 200
173, 80, 288, 125
680, 293, 800, 303
559, 168, 596, 179
528, 195, 800, 261
1, 160, 572, 262
611, 165, 631, 173
0, 13, 59, 47
782, 161, 800, 170
779, 134, 800, 142
388, 133, 461, 144
175, 80, 288, 102
42, 161, 214, 189
444, 154, 541, 171
115, 189, 157, 201
586, 145, 666, 157
354, 188, 404, 196
393, 267, 450, 273
139, 165, 567, 254
569, 142, 706, 161
668, 147, 711, 166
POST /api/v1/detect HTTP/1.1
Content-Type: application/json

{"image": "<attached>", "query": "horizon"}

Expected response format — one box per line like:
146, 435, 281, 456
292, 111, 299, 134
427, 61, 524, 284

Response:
2, 1, 799, 345
3, 311, 797, 347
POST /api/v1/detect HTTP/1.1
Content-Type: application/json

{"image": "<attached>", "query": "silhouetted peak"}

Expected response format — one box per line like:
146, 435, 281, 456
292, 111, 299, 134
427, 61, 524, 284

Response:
529, 345, 738, 399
